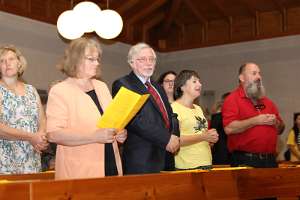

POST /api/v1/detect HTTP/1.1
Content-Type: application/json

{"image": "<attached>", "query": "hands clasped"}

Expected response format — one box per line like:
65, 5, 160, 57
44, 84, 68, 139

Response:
203, 128, 219, 144
30, 131, 48, 153
255, 114, 277, 126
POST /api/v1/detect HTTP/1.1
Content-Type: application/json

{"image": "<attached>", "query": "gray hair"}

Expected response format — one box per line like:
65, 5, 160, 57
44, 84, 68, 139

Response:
127, 42, 156, 65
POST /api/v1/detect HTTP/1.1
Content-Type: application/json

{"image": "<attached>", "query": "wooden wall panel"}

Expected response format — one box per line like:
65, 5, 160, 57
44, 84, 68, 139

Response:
259, 11, 283, 35
231, 17, 255, 41
1, 0, 300, 51
2, 0, 29, 16
206, 19, 230, 43
163, 26, 182, 50
184, 23, 203, 45
287, 7, 300, 32
29, 0, 49, 21
47, 0, 71, 24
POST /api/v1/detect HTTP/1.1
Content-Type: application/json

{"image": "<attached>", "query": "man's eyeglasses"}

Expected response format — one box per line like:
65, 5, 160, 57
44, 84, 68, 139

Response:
136, 57, 156, 64
254, 103, 266, 111
85, 56, 101, 63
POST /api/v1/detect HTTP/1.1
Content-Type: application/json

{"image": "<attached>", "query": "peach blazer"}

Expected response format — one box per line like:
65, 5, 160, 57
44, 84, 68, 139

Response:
46, 78, 119, 180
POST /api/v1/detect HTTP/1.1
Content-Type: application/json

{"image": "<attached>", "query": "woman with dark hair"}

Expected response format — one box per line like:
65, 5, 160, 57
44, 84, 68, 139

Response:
171, 70, 218, 170
157, 71, 176, 103
286, 112, 300, 161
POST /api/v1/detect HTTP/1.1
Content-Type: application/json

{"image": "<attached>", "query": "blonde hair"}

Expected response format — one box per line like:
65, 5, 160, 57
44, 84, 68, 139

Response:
58, 37, 103, 78
0, 45, 27, 78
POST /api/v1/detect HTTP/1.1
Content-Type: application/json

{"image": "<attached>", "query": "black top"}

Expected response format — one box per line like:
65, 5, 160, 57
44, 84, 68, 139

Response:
86, 90, 118, 176
210, 112, 231, 165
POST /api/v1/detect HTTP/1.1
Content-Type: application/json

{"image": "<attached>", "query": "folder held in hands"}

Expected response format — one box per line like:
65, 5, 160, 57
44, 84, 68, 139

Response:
97, 86, 149, 130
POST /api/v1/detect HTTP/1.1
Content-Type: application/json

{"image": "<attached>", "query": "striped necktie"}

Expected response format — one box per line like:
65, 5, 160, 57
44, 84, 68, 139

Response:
145, 82, 170, 129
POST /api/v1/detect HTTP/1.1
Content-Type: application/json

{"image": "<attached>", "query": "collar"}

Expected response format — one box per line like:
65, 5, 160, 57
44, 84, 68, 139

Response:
237, 84, 247, 98
134, 73, 150, 85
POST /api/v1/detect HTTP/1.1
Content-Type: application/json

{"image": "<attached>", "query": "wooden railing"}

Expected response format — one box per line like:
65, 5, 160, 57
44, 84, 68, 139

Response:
0, 167, 300, 199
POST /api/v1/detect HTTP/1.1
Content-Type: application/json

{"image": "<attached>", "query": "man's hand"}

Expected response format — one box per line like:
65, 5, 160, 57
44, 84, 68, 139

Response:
166, 135, 180, 153
254, 114, 277, 126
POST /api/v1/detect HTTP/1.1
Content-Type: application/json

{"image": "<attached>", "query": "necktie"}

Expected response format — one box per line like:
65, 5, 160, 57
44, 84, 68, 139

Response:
146, 82, 170, 129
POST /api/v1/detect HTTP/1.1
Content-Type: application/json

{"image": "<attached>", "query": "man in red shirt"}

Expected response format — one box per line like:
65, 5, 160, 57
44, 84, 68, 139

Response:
222, 62, 285, 168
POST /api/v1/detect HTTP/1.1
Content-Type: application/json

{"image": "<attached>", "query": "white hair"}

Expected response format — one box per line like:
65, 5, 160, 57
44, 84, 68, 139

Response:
127, 42, 156, 65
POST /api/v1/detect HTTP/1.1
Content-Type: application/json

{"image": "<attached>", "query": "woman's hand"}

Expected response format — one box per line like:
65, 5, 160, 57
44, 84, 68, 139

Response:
115, 129, 127, 143
30, 132, 48, 153
94, 128, 117, 143
202, 129, 219, 144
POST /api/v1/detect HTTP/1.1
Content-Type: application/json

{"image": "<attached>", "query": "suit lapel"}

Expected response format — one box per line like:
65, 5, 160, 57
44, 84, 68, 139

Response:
128, 72, 163, 117
127, 72, 148, 94
127, 72, 172, 130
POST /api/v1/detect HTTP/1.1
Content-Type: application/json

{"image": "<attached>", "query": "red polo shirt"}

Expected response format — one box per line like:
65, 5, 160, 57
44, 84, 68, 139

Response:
222, 85, 282, 153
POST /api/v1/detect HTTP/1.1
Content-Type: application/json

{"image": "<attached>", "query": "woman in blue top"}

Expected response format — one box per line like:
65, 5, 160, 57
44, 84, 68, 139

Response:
0, 45, 48, 174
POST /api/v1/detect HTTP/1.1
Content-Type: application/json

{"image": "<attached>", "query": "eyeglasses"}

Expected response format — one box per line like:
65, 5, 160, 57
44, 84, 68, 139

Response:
163, 80, 175, 84
85, 56, 101, 63
254, 103, 266, 111
135, 57, 156, 64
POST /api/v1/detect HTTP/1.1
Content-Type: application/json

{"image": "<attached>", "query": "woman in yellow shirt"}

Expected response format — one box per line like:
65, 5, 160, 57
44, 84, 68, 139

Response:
287, 112, 300, 162
171, 70, 218, 170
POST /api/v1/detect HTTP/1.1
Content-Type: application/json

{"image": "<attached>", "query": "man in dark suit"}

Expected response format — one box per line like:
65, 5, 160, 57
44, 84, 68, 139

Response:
112, 43, 180, 174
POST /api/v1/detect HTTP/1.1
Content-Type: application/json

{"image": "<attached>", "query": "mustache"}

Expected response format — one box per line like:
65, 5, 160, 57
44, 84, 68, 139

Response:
254, 79, 261, 85
245, 79, 265, 100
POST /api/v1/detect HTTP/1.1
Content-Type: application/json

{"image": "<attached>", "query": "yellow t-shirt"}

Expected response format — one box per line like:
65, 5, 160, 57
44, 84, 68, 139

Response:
171, 102, 212, 169
286, 129, 300, 162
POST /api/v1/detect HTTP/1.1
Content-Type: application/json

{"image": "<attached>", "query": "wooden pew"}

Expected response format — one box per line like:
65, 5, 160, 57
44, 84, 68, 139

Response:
0, 171, 54, 200
1, 168, 300, 199
0, 171, 54, 181
30, 172, 206, 200
236, 168, 300, 199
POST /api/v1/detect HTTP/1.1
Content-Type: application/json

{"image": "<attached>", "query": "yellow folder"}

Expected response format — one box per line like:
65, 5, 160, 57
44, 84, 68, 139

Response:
97, 86, 149, 130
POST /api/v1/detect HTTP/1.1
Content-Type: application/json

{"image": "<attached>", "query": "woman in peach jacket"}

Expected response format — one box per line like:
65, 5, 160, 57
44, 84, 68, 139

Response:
46, 37, 127, 180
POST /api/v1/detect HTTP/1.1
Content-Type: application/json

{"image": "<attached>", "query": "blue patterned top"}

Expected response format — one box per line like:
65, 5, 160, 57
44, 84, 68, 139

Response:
0, 84, 41, 174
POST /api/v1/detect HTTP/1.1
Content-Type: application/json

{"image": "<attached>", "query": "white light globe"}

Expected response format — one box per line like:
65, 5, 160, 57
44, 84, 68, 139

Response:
95, 9, 123, 39
73, 1, 101, 33
57, 10, 84, 40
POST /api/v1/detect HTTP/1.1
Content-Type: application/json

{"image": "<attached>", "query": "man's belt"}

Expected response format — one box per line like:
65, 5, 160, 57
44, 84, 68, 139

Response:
233, 151, 275, 160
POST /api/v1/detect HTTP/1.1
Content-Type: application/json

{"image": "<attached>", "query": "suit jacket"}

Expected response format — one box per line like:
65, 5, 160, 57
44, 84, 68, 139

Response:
112, 72, 177, 174
46, 78, 116, 179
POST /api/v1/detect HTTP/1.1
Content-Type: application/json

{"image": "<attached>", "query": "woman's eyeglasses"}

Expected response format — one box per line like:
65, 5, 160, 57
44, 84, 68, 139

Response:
163, 80, 175, 85
85, 56, 101, 63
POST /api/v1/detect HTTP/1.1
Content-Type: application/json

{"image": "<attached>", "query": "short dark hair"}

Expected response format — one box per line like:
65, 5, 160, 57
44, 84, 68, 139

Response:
238, 63, 248, 75
293, 112, 300, 144
221, 92, 230, 101
157, 70, 177, 85
294, 112, 300, 122
174, 70, 200, 100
